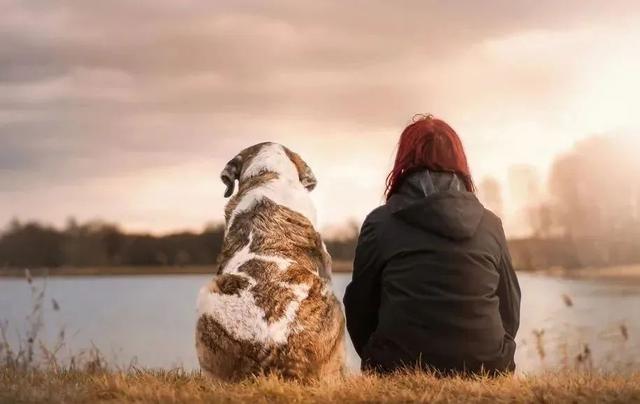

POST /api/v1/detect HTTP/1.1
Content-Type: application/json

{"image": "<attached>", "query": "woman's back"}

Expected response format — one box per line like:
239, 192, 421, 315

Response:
345, 170, 519, 374
343, 115, 520, 375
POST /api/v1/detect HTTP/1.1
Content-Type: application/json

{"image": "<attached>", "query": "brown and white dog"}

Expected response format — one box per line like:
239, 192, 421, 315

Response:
195, 142, 345, 381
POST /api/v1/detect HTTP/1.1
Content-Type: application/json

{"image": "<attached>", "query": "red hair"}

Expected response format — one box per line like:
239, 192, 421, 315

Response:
385, 114, 475, 199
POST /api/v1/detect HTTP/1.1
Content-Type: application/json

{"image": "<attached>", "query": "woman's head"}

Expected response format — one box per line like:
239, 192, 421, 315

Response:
385, 114, 474, 199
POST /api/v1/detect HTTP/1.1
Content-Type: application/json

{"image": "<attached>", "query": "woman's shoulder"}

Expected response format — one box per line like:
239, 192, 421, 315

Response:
355, 205, 391, 240
481, 207, 502, 227
478, 206, 508, 245
363, 204, 391, 226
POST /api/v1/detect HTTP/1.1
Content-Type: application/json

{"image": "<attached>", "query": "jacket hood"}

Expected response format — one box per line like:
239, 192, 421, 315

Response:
387, 169, 485, 240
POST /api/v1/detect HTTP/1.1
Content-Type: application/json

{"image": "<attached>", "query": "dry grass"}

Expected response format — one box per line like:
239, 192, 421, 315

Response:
0, 368, 639, 403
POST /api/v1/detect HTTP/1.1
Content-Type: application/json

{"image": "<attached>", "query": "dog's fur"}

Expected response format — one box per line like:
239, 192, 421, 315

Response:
195, 142, 345, 381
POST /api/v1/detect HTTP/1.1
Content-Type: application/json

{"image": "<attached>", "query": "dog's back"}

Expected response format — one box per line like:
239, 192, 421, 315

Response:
196, 143, 344, 381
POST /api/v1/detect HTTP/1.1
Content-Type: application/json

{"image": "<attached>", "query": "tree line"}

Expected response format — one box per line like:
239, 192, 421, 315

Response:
0, 219, 360, 269
2, 135, 639, 271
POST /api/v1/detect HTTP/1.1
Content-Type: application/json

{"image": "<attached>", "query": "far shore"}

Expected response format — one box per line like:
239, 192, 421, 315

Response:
0, 260, 355, 278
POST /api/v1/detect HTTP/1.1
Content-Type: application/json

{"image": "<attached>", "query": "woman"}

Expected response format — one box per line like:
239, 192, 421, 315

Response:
344, 115, 520, 375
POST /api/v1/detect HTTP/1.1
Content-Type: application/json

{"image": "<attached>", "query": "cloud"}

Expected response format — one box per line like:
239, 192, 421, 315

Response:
1, 0, 640, 232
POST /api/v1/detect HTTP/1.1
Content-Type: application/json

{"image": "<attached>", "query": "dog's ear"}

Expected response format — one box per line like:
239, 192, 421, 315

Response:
220, 154, 243, 198
284, 148, 317, 191
300, 164, 317, 191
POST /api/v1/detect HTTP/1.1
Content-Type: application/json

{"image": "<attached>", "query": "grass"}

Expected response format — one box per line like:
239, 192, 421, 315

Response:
1, 367, 639, 403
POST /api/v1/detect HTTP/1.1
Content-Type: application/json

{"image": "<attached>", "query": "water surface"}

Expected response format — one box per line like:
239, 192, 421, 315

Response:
1, 272, 638, 372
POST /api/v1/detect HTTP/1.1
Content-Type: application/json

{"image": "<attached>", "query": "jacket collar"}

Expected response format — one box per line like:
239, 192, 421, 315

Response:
389, 169, 465, 210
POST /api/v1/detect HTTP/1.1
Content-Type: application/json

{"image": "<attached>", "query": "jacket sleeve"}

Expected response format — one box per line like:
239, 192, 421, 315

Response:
343, 215, 384, 357
495, 225, 521, 339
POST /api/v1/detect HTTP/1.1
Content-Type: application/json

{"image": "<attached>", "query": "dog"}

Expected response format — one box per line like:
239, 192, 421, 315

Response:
195, 142, 345, 381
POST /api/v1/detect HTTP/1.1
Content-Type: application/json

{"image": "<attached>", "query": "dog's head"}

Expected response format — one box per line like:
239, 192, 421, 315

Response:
220, 142, 317, 198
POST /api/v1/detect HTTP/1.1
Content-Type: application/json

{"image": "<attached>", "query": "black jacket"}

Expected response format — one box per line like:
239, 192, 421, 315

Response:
344, 170, 521, 374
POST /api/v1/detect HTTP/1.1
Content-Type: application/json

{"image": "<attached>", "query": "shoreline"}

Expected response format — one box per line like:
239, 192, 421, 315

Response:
2, 262, 640, 281
0, 261, 355, 278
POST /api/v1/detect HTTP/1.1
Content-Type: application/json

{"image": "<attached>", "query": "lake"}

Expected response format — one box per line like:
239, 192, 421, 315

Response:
1, 272, 638, 373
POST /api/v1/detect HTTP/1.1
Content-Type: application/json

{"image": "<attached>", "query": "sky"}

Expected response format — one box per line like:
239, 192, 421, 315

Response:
2, 0, 640, 236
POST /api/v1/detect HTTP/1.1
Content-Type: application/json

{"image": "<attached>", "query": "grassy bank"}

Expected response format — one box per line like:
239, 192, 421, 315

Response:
1, 368, 639, 403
